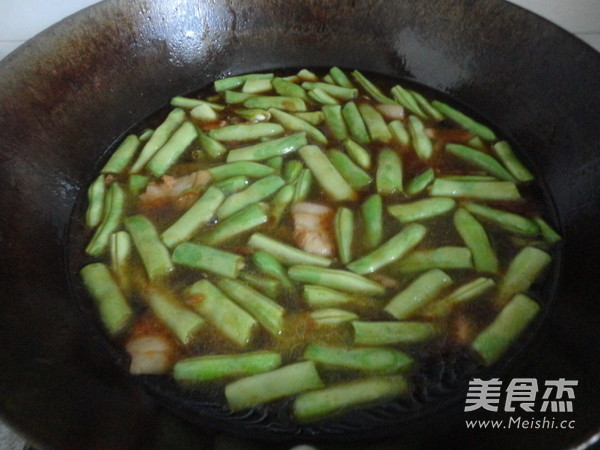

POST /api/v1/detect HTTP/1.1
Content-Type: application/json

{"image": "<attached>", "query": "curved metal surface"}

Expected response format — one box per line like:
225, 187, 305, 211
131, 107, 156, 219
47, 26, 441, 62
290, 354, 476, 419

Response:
0, 0, 598, 448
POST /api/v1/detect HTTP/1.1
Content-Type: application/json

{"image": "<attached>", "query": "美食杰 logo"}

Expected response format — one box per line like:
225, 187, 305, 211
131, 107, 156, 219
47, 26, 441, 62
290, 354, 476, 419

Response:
464, 378, 578, 430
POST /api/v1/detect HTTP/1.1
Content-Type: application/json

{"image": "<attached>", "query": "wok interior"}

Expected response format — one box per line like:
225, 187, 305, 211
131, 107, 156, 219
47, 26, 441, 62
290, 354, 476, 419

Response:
0, 0, 599, 448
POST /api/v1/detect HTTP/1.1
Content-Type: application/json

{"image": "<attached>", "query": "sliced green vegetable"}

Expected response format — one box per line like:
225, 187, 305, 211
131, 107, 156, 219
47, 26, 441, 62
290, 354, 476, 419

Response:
172, 243, 244, 278
125, 215, 174, 280
217, 279, 285, 337
85, 175, 105, 228
270, 184, 294, 225
388, 120, 411, 147
282, 159, 303, 183
138, 129, 154, 142
384, 269, 453, 319
453, 208, 498, 273
387, 198, 455, 223
299, 145, 357, 201
170, 96, 225, 110
432, 101, 497, 141
227, 132, 307, 162
328, 149, 372, 190
329, 67, 354, 88
251, 250, 295, 289
131, 108, 186, 173
185, 280, 257, 347
241, 272, 281, 299
342, 102, 370, 144
297, 69, 319, 81
85, 183, 125, 256
197, 129, 227, 159
472, 294, 539, 365
443, 175, 496, 182
464, 203, 539, 235
310, 308, 358, 326
224, 90, 255, 104
147, 121, 198, 177
233, 108, 271, 122
225, 361, 324, 411
214, 175, 249, 194
466, 136, 486, 150
346, 223, 427, 274
351, 70, 395, 104
358, 103, 392, 143
243, 96, 307, 112
272, 77, 309, 100
407, 115, 433, 160
288, 265, 385, 295
216, 175, 284, 219
208, 123, 284, 142
499, 246, 551, 302
430, 179, 522, 201
301, 81, 358, 100
268, 108, 327, 144
80, 263, 133, 335
293, 111, 324, 125
353, 321, 436, 345
101, 134, 140, 174
190, 103, 219, 122
343, 138, 372, 169
208, 161, 275, 180
424, 277, 495, 318
266, 156, 283, 170
492, 141, 534, 182
446, 144, 516, 182
242, 78, 273, 94
214, 73, 274, 92
204, 203, 268, 246
334, 207, 354, 264
361, 194, 383, 249
110, 230, 132, 279
533, 217, 562, 244
174, 352, 281, 383
161, 186, 225, 248
304, 344, 413, 373
248, 233, 331, 267
391, 85, 427, 119
292, 168, 313, 203
376, 148, 403, 195
302, 285, 355, 309
405, 168, 435, 196
144, 286, 205, 345
307, 88, 339, 105
128, 174, 149, 196
293, 376, 408, 422
409, 90, 445, 120
322, 105, 348, 141
392, 246, 473, 273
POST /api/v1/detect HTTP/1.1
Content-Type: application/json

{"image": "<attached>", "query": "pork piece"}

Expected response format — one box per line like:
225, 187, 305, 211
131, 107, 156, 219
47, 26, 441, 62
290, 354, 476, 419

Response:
451, 312, 477, 344
291, 202, 335, 257
125, 315, 177, 375
126, 335, 176, 375
138, 170, 211, 210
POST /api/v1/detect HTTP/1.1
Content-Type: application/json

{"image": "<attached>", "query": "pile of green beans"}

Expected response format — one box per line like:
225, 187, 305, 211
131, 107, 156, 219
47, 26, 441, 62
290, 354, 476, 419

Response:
79, 67, 560, 422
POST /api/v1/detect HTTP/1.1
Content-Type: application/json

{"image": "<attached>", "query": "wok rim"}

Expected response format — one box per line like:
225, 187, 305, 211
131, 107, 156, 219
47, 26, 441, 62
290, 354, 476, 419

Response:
0, 0, 599, 448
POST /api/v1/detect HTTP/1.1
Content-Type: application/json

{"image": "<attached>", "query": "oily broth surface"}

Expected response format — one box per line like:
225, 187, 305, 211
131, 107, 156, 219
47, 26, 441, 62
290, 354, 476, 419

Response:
71, 69, 555, 423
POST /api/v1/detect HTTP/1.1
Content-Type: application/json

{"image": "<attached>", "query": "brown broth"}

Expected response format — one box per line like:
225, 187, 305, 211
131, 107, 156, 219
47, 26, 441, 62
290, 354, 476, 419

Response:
72, 68, 559, 424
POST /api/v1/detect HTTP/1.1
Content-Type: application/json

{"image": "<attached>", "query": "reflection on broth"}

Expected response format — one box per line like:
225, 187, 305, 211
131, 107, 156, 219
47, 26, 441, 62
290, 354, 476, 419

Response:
76, 68, 560, 423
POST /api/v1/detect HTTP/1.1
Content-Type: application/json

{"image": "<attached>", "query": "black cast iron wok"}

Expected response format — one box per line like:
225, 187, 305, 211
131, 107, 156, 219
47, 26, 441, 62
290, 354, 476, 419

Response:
0, 0, 599, 448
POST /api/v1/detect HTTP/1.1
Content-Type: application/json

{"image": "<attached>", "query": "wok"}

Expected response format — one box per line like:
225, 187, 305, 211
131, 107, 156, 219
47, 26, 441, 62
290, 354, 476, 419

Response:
0, 0, 598, 448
